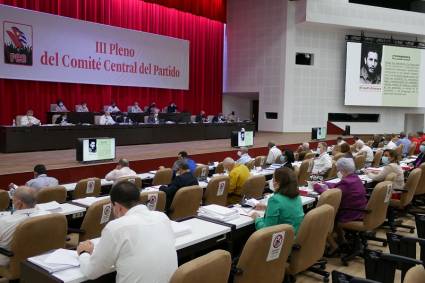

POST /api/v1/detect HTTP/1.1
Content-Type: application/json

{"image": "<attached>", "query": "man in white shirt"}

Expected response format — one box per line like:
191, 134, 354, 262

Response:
385, 135, 398, 150
130, 102, 142, 113
76, 102, 89, 112
266, 141, 282, 165
77, 182, 177, 283
9, 164, 58, 192
312, 142, 332, 176
107, 102, 121, 113
0, 186, 46, 266
99, 112, 116, 125
236, 147, 252, 165
105, 159, 137, 182
54, 99, 68, 112
20, 110, 41, 126
354, 140, 374, 167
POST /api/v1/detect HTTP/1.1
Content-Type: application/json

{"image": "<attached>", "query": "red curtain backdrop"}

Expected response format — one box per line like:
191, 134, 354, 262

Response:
0, 0, 224, 124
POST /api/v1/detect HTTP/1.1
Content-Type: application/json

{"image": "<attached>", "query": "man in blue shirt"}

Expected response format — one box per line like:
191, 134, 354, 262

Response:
396, 132, 412, 157
171, 151, 196, 174
236, 147, 252, 165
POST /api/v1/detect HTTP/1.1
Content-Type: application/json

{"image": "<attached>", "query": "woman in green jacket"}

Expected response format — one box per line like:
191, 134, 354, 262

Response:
252, 167, 305, 234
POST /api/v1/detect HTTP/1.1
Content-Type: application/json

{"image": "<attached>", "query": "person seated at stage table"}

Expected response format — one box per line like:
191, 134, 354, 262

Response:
236, 147, 252, 165
412, 141, 425, 168
76, 102, 89, 112
313, 158, 367, 246
54, 113, 68, 125
0, 186, 49, 267
99, 111, 116, 125
340, 142, 354, 159
129, 102, 143, 113
223, 157, 250, 204
54, 99, 68, 112
107, 102, 120, 113
227, 111, 236, 122
170, 151, 196, 174
296, 142, 312, 161
20, 109, 41, 126
212, 113, 226, 123
105, 158, 137, 182
195, 110, 207, 123
9, 164, 59, 192
147, 102, 157, 114
277, 150, 295, 170
167, 102, 178, 113
265, 141, 282, 165
353, 140, 374, 167
160, 160, 198, 212
367, 149, 404, 190
77, 181, 177, 283
252, 167, 304, 234
396, 132, 412, 157
147, 109, 160, 124
311, 142, 332, 177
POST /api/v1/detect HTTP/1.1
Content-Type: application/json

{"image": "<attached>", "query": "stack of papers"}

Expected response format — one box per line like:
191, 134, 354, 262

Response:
28, 249, 79, 273
170, 221, 192, 237
267, 164, 281, 170
36, 201, 61, 212
198, 205, 239, 221
72, 196, 110, 207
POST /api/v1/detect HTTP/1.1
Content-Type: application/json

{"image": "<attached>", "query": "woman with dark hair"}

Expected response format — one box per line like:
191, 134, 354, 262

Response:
339, 142, 354, 159
252, 167, 304, 234
277, 150, 295, 169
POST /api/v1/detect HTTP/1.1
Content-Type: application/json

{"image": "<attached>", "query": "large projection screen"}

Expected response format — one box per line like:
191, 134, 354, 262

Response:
345, 42, 425, 107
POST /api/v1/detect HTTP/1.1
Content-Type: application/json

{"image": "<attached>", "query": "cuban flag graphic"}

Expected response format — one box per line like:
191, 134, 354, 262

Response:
6, 26, 28, 48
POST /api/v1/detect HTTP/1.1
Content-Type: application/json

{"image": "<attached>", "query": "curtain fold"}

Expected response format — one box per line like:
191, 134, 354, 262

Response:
0, 0, 224, 124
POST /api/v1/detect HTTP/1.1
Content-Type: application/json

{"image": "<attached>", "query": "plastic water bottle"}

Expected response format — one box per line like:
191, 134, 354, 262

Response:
12, 119, 16, 126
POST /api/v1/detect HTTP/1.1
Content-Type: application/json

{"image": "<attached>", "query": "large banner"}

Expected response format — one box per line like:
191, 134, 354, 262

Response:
0, 5, 189, 90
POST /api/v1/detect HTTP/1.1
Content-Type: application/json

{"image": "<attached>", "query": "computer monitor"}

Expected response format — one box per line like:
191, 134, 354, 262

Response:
311, 127, 327, 140
76, 137, 115, 163
231, 131, 254, 147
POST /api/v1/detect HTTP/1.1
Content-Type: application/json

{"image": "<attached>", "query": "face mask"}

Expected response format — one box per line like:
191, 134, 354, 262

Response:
268, 179, 276, 192
382, 156, 390, 165
237, 151, 242, 157
280, 156, 287, 163
337, 172, 343, 179
420, 145, 425, 153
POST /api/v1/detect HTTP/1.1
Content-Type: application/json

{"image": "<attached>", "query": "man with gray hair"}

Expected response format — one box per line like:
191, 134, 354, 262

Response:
223, 157, 250, 204
353, 140, 373, 167
105, 158, 137, 182
0, 186, 47, 266
236, 147, 252, 165
266, 141, 282, 165
297, 142, 312, 161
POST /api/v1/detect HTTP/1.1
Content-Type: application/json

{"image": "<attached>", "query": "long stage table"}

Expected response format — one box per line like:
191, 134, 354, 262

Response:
0, 122, 255, 153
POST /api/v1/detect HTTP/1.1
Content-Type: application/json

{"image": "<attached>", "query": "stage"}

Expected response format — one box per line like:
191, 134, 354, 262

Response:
0, 132, 350, 188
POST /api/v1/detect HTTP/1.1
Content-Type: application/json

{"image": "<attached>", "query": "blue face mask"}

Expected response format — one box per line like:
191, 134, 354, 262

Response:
420, 145, 425, 153
382, 156, 390, 165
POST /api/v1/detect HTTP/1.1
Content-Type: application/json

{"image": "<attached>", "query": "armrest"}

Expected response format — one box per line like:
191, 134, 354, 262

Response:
393, 188, 408, 193
0, 247, 14, 257
67, 228, 85, 234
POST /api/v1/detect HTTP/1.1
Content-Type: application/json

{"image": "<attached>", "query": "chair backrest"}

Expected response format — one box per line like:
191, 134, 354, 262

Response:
404, 265, 425, 283
297, 159, 313, 186
75, 105, 82, 111
215, 162, 225, 174
245, 159, 255, 170
140, 191, 166, 212
79, 198, 112, 242
72, 178, 101, 199
152, 168, 173, 186
384, 172, 397, 182
316, 189, 342, 233
170, 250, 231, 283
324, 161, 337, 180
333, 152, 344, 161
0, 190, 10, 211
408, 142, 417, 157
303, 152, 315, 160
203, 176, 230, 206
395, 144, 403, 158
254, 156, 266, 167
399, 168, 422, 207
116, 176, 142, 189
363, 181, 393, 230
415, 163, 425, 196
15, 115, 24, 126
51, 114, 61, 124
94, 115, 102, 125
207, 115, 214, 123
190, 115, 196, 123
36, 186, 67, 204
8, 214, 67, 279
194, 165, 209, 179
241, 175, 266, 199
372, 150, 383, 168
169, 185, 202, 220
144, 116, 149, 123
287, 205, 334, 275
354, 154, 366, 170
234, 224, 295, 283
127, 106, 132, 112
50, 104, 57, 111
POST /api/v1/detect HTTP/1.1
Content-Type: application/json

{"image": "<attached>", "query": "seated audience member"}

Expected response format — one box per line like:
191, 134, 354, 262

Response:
76, 102, 89, 112
130, 102, 143, 113
236, 147, 252, 165
212, 113, 226, 123
385, 134, 398, 150
147, 109, 160, 124
353, 136, 363, 145
314, 158, 367, 245
223, 157, 250, 204
336, 137, 346, 145
107, 102, 120, 113
99, 111, 116, 125
195, 110, 207, 123
171, 151, 196, 174
160, 160, 198, 211
0, 186, 47, 266
413, 141, 425, 168
9, 164, 59, 192
396, 132, 412, 157
409, 132, 421, 153
227, 111, 236, 122
105, 158, 137, 182
266, 141, 282, 165
311, 142, 332, 176
252, 167, 304, 233
340, 142, 354, 159
418, 131, 425, 144
20, 109, 41, 126
277, 150, 295, 170
353, 140, 374, 167
371, 134, 384, 148
147, 102, 157, 114
55, 99, 68, 112
296, 142, 312, 161
77, 181, 177, 283
167, 102, 178, 113
54, 113, 68, 125
367, 149, 404, 190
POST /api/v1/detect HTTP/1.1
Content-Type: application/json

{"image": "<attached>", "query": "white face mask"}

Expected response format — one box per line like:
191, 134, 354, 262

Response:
268, 179, 276, 192
337, 172, 343, 179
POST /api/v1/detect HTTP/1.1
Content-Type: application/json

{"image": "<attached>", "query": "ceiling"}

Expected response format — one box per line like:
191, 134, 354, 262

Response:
349, 0, 422, 12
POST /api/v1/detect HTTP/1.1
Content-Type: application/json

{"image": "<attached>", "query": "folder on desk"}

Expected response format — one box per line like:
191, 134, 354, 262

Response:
198, 205, 239, 221
171, 221, 192, 237
36, 201, 62, 212
28, 249, 79, 273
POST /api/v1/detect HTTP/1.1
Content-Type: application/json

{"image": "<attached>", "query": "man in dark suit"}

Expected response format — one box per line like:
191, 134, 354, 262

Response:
167, 102, 178, 113
160, 160, 198, 212
195, 110, 207, 123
